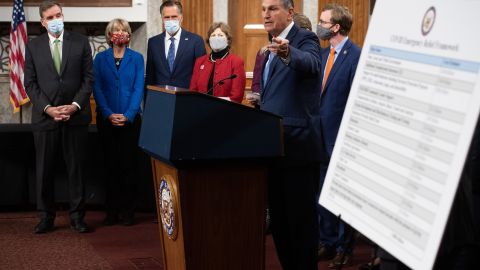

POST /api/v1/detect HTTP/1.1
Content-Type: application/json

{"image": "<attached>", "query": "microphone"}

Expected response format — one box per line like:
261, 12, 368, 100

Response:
207, 74, 237, 96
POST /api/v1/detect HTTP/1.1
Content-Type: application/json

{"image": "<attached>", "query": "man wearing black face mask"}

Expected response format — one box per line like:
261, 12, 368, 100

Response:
316, 3, 361, 268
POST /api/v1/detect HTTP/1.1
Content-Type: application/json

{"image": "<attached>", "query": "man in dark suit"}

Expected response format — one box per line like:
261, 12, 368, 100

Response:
24, 0, 93, 234
145, 0, 206, 89
316, 4, 361, 268
260, 0, 322, 269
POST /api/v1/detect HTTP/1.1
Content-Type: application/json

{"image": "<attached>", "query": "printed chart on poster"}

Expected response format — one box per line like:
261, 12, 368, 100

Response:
319, 0, 480, 269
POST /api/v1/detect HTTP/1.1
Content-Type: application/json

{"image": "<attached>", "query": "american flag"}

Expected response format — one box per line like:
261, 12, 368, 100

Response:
9, 0, 29, 112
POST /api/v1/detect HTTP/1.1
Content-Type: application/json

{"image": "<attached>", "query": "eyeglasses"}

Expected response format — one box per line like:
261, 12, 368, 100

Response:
318, 20, 335, 26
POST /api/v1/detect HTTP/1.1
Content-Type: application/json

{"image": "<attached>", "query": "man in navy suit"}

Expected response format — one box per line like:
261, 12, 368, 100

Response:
145, 0, 206, 89
260, 0, 322, 269
316, 4, 361, 268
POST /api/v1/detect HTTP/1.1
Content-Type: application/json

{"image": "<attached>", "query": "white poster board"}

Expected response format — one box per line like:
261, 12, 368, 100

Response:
318, 0, 480, 269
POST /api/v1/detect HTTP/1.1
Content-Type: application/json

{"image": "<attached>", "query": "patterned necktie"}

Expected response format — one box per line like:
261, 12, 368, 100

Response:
167, 36, 175, 72
53, 39, 61, 74
322, 47, 336, 91
263, 53, 273, 86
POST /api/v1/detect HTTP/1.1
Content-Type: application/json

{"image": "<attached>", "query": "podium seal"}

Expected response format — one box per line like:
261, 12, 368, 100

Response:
158, 176, 179, 240
421, 6, 436, 36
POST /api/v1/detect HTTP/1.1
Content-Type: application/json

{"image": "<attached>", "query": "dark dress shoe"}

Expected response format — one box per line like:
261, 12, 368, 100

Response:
121, 212, 135, 226
70, 219, 92, 233
359, 257, 380, 270
328, 252, 353, 268
318, 245, 336, 261
34, 219, 54, 234
359, 262, 380, 270
103, 212, 119, 226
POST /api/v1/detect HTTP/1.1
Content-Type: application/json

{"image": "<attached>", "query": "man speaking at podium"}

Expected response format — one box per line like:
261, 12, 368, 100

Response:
259, 0, 323, 269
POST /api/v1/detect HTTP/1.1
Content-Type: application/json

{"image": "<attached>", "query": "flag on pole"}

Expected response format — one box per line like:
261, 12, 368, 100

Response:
9, 0, 29, 113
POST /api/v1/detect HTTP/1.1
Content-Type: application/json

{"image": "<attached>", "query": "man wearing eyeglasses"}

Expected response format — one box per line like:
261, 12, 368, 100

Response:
316, 3, 361, 269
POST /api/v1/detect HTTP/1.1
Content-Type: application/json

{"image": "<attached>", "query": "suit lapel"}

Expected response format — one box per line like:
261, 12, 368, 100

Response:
321, 48, 329, 75
119, 48, 132, 73
60, 31, 71, 75
105, 48, 117, 74
158, 32, 170, 73
172, 30, 188, 74
323, 39, 352, 92
39, 34, 57, 75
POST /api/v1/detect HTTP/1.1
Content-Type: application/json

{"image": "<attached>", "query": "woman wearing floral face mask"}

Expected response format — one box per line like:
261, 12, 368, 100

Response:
93, 18, 144, 226
189, 22, 246, 103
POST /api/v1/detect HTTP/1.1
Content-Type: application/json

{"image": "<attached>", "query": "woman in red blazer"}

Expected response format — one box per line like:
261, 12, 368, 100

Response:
189, 22, 246, 103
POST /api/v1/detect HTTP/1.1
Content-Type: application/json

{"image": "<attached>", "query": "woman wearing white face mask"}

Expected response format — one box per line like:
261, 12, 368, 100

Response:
189, 22, 246, 103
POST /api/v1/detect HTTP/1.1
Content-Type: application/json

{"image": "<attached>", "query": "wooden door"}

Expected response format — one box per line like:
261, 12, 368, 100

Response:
229, 0, 303, 73
318, 0, 371, 48
180, 0, 213, 42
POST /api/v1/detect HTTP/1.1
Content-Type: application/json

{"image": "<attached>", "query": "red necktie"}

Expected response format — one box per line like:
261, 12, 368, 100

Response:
322, 47, 336, 91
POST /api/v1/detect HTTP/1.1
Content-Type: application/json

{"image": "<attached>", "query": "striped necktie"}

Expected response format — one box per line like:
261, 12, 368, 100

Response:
167, 36, 175, 72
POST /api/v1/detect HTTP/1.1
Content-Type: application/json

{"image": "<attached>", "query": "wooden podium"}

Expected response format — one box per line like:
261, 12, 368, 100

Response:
139, 85, 283, 270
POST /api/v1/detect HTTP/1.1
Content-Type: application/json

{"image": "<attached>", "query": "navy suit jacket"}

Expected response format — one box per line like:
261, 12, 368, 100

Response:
260, 25, 323, 162
320, 38, 361, 157
93, 47, 144, 122
145, 29, 206, 89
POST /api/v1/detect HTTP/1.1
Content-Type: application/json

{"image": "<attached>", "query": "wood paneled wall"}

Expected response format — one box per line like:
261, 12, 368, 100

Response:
0, 0, 131, 6
318, 0, 370, 48
181, 0, 213, 43
229, 0, 303, 73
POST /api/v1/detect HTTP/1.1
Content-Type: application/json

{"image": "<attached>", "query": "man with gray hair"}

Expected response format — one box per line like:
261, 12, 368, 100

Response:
260, 0, 322, 268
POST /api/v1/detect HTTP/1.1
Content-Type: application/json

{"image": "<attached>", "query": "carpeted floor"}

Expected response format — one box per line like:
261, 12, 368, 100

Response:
0, 212, 112, 270
0, 211, 371, 270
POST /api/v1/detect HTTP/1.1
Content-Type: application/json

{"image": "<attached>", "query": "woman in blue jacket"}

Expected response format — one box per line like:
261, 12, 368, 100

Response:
93, 18, 144, 226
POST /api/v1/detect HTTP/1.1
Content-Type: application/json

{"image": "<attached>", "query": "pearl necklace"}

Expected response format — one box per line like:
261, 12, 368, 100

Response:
209, 51, 229, 62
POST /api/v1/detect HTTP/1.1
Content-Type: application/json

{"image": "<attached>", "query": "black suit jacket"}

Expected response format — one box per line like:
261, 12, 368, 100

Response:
24, 31, 93, 131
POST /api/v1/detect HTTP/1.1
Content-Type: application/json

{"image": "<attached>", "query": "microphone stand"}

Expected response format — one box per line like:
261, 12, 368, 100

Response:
207, 74, 237, 96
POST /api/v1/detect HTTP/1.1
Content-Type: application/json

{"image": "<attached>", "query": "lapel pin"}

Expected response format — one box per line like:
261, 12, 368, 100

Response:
343, 50, 347, 54
185, 38, 189, 40
200, 64, 204, 70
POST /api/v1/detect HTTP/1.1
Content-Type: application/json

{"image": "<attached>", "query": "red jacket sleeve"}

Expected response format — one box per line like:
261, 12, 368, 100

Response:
228, 56, 246, 103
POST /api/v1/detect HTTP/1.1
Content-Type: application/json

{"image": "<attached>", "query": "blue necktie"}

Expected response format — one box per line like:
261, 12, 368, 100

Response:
167, 36, 175, 72
263, 53, 273, 86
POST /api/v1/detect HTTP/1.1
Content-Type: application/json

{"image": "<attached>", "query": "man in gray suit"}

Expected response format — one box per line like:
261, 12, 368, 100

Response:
24, 0, 93, 234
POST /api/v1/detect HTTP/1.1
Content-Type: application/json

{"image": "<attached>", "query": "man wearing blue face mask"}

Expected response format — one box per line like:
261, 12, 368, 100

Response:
146, 0, 206, 89
24, 0, 93, 234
